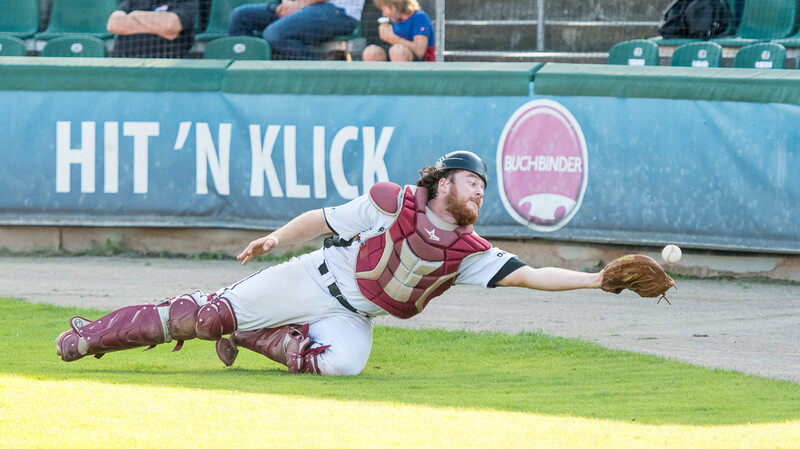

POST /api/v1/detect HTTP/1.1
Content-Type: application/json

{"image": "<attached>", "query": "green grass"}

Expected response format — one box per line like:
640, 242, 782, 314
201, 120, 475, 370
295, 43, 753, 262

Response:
1, 298, 799, 448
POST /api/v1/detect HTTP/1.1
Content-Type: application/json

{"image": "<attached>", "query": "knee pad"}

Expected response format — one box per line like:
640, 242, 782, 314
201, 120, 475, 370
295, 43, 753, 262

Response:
167, 294, 200, 341
195, 294, 237, 341
167, 293, 237, 351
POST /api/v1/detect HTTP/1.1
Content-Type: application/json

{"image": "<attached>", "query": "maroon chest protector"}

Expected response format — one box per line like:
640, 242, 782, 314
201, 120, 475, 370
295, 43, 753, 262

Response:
355, 183, 491, 319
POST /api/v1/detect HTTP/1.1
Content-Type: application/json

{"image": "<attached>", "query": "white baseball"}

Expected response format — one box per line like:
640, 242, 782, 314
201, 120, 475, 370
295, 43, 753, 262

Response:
661, 244, 682, 264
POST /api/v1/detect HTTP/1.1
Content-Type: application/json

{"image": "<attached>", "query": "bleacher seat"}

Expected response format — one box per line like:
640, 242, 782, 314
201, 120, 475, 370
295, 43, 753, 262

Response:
35, 0, 118, 40
712, 0, 797, 46
40, 35, 106, 57
203, 36, 270, 59
608, 39, 660, 66
0, 35, 27, 56
731, 42, 786, 68
671, 42, 723, 67
316, 21, 363, 60
196, 0, 259, 42
0, 0, 39, 38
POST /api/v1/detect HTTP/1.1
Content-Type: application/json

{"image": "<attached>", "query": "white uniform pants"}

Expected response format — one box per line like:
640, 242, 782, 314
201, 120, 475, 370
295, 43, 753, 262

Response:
193, 249, 374, 376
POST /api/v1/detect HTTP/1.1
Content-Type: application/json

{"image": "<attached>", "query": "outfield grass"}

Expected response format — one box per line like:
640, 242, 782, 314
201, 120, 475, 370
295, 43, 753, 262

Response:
1, 298, 798, 448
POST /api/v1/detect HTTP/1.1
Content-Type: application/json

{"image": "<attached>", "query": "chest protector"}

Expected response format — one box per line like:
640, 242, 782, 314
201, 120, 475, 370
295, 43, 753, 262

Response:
355, 183, 491, 319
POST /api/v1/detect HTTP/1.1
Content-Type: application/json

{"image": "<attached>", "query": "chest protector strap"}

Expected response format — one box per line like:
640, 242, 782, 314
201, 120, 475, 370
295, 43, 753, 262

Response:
355, 184, 491, 319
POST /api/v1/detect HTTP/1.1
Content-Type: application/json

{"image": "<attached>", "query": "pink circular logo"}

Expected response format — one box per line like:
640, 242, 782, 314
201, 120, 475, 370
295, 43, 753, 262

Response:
496, 100, 588, 232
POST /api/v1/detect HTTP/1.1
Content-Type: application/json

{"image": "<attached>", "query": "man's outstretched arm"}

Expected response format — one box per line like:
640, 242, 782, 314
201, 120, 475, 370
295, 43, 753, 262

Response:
495, 265, 602, 291
237, 209, 331, 265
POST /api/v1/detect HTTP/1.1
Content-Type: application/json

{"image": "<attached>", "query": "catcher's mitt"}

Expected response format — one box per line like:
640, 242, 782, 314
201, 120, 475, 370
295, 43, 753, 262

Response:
600, 255, 675, 303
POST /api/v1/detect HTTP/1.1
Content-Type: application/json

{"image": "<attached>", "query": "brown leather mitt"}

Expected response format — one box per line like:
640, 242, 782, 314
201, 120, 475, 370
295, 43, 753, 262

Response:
600, 255, 675, 303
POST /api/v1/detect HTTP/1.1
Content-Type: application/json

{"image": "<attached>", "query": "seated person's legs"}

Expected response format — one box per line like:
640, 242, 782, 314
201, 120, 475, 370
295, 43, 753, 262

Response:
362, 44, 388, 61
264, 3, 356, 60
388, 43, 414, 62
229, 2, 279, 36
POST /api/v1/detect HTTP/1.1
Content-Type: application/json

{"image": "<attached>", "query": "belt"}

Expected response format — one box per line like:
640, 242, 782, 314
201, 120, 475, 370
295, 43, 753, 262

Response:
318, 261, 369, 318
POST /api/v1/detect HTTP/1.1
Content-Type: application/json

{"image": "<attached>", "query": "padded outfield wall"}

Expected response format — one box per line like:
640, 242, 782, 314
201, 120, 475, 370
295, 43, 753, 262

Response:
0, 57, 798, 253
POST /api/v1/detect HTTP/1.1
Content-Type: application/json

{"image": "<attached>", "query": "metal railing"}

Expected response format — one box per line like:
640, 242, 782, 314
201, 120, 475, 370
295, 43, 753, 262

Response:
434, 0, 660, 61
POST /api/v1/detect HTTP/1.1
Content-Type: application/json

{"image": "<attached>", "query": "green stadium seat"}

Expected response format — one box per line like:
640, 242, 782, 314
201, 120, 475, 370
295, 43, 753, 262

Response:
196, 0, 261, 42
0, 0, 40, 38
203, 36, 270, 60
35, 0, 118, 40
671, 41, 723, 67
40, 35, 107, 57
316, 21, 363, 60
731, 42, 785, 68
329, 21, 362, 43
0, 35, 27, 56
608, 39, 660, 66
712, 0, 797, 46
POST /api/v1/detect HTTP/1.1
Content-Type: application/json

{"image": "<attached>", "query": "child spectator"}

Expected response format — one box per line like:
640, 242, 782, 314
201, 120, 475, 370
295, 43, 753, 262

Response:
362, 0, 434, 62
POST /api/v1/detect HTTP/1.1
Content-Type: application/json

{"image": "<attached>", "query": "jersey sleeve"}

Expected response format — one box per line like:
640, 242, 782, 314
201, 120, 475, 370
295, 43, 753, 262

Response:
455, 247, 526, 287
323, 194, 387, 241
410, 11, 435, 40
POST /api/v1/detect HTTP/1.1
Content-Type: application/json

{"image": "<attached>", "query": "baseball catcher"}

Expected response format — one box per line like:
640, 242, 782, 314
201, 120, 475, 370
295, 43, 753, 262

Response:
56, 151, 674, 375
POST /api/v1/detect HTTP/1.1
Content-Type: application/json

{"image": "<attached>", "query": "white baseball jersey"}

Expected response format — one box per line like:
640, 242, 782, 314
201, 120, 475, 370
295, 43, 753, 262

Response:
211, 192, 524, 375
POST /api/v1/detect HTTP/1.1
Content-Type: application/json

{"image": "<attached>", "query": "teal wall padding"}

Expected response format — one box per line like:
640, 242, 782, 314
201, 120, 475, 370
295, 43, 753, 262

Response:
0, 56, 229, 91
534, 63, 800, 105
220, 61, 540, 96
0, 57, 539, 96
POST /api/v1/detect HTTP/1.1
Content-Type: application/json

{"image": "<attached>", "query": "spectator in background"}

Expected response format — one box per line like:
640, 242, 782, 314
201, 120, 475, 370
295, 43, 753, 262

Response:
107, 0, 197, 58
228, 0, 364, 60
362, 0, 434, 62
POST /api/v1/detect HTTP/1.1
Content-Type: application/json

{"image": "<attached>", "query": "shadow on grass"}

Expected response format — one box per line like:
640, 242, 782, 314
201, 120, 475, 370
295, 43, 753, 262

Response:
3, 298, 799, 426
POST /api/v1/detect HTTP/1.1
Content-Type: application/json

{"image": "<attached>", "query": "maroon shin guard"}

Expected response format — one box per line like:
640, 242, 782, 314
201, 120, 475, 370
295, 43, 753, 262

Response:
56, 293, 238, 362
215, 324, 329, 374
56, 304, 168, 362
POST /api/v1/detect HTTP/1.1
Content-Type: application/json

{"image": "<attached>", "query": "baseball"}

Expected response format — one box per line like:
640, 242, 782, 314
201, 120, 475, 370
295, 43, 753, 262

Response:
661, 244, 682, 264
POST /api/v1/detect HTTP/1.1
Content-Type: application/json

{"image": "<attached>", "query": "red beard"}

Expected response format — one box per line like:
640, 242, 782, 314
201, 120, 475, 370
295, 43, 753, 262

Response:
444, 187, 480, 226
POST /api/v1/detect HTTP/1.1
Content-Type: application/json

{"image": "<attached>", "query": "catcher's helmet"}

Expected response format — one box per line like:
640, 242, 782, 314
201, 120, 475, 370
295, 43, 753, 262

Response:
434, 151, 488, 186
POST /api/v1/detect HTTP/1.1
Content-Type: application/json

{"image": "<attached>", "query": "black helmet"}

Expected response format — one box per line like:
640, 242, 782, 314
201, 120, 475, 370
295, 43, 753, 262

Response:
434, 151, 488, 186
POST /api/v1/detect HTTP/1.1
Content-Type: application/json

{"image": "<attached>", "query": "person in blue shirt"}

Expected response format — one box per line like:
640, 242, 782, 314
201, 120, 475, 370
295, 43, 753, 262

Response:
362, 0, 435, 61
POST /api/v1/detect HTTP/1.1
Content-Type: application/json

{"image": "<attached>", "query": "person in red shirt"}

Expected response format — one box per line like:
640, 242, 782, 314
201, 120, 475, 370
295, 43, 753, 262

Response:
362, 0, 435, 62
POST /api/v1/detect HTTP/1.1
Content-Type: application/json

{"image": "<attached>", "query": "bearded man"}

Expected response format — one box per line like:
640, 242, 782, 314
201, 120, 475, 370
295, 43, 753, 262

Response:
56, 151, 608, 375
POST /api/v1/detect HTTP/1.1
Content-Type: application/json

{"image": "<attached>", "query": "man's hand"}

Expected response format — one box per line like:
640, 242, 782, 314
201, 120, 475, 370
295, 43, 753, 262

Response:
237, 235, 279, 265
276, 1, 303, 18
